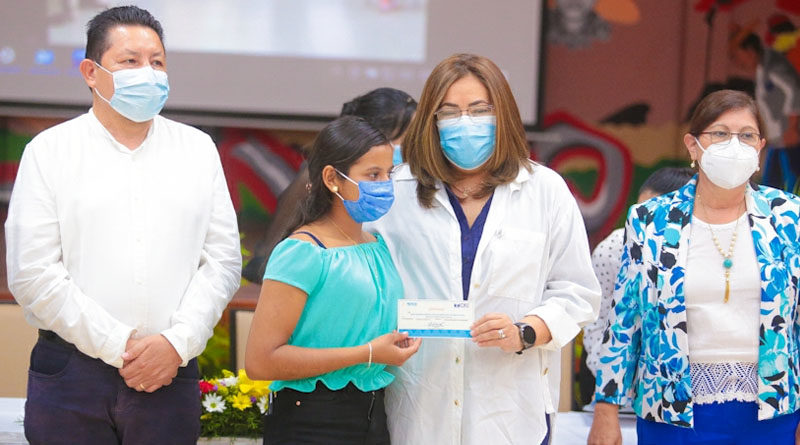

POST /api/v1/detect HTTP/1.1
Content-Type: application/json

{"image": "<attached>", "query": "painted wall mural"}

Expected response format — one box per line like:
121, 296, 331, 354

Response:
543, 0, 800, 408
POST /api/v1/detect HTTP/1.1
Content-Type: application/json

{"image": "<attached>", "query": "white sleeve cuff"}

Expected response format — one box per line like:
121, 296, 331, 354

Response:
527, 304, 580, 351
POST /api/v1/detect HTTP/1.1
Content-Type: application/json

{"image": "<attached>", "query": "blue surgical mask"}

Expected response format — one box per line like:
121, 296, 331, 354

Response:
94, 62, 170, 123
392, 144, 403, 165
334, 169, 394, 223
437, 115, 496, 170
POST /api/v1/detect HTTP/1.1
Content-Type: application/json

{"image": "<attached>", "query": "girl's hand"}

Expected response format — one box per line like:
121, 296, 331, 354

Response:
369, 332, 422, 366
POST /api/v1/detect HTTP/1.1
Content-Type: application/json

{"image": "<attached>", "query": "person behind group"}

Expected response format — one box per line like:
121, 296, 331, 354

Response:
5, 6, 241, 444
241, 88, 417, 284
582, 167, 694, 381
364, 53, 601, 444
730, 30, 800, 191
245, 116, 421, 445
588, 89, 800, 445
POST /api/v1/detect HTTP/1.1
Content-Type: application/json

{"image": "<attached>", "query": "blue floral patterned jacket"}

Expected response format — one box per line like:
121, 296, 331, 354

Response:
594, 177, 800, 427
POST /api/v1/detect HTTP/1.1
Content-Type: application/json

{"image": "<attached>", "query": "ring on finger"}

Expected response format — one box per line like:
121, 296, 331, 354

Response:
139, 383, 145, 391
498, 329, 506, 339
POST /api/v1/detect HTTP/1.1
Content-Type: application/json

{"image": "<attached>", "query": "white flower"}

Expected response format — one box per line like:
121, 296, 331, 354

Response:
202, 394, 226, 413
257, 396, 268, 415
218, 376, 239, 387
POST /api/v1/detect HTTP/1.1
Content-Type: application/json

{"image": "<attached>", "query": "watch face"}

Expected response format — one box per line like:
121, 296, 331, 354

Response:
522, 325, 536, 344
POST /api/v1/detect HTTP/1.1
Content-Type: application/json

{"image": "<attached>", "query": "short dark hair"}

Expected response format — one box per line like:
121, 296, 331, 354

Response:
85, 6, 164, 63
340, 88, 417, 142
639, 167, 694, 196
688, 89, 764, 139
283, 116, 390, 238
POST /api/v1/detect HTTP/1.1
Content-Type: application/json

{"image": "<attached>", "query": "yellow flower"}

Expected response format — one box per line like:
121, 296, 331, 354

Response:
230, 393, 253, 411
237, 369, 271, 397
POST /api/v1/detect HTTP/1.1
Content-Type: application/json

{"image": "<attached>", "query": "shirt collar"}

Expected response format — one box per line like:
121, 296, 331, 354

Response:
88, 107, 156, 154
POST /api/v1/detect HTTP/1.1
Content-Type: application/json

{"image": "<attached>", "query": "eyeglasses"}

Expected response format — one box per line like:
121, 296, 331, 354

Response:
434, 104, 495, 121
698, 130, 762, 147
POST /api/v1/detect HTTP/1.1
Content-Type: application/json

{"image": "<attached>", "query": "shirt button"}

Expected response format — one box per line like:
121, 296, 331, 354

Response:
454, 400, 460, 406
455, 357, 461, 364
543, 367, 549, 376
472, 282, 480, 288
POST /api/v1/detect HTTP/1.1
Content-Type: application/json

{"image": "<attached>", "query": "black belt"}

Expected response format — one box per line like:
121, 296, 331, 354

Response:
38, 329, 78, 351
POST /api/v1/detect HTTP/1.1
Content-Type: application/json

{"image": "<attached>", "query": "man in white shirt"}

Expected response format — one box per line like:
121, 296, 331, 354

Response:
5, 6, 241, 444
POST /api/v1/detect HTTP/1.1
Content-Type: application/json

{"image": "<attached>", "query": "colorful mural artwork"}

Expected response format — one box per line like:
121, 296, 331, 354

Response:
534, 111, 633, 244
216, 128, 304, 218
547, 0, 641, 49
543, 0, 800, 409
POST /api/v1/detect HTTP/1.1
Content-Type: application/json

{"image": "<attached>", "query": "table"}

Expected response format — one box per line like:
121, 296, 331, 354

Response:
552, 410, 638, 445
0, 398, 24, 445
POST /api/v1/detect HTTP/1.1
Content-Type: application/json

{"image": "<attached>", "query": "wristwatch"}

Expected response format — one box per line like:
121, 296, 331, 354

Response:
514, 322, 536, 355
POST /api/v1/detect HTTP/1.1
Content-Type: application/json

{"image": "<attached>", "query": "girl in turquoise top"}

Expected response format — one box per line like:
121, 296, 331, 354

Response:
245, 116, 421, 445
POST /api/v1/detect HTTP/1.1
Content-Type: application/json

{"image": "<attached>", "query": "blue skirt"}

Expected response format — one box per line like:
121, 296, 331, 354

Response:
637, 401, 800, 445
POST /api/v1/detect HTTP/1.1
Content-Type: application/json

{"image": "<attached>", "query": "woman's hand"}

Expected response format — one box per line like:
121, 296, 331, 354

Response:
470, 312, 523, 353
587, 403, 622, 445
795, 418, 800, 445
369, 332, 422, 366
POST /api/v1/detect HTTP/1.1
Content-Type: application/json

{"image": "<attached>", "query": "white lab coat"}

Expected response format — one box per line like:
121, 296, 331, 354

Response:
365, 161, 600, 445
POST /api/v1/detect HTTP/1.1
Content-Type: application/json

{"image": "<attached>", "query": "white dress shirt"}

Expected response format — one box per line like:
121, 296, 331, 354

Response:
366, 161, 600, 445
5, 110, 241, 368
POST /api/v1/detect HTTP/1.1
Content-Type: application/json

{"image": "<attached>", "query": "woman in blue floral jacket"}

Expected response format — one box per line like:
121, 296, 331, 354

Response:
588, 89, 800, 445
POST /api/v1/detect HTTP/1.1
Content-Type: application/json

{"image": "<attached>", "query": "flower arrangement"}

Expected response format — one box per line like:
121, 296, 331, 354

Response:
199, 369, 272, 438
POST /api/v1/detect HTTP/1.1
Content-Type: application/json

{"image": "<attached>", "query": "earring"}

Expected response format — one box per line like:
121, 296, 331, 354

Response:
332, 185, 339, 193
690, 160, 696, 168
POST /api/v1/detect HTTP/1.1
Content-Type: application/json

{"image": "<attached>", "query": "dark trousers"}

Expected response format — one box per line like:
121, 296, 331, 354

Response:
264, 382, 389, 445
24, 331, 201, 445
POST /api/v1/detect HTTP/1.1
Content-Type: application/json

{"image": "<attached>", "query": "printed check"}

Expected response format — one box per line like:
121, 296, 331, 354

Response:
397, 299, 474, 338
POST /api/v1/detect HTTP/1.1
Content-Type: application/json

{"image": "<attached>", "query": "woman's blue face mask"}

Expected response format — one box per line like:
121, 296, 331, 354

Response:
392, 144, 403, 165
436, 115, 496, 170
334, 169, 394, 223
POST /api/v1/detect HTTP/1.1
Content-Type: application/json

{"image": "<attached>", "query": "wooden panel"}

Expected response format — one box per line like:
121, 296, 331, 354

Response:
0, 302, 37, 397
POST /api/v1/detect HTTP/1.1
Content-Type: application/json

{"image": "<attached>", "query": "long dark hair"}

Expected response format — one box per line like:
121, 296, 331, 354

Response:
282, 116, 389, 239
340, 88, 417, 141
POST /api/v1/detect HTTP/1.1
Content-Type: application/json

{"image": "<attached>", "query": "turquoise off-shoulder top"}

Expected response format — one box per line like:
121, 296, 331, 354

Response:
263, 233, 402, 393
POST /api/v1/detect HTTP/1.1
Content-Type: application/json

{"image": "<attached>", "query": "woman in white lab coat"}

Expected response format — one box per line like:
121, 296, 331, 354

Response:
365, 53, 601, 445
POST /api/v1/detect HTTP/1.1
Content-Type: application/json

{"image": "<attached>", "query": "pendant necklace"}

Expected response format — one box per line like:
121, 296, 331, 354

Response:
328, 217, 362, 245
450, 182, 474, 200
697, 194, 742, 303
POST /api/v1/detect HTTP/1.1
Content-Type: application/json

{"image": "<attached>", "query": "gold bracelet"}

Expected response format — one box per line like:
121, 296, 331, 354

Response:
368, 342, 373, 368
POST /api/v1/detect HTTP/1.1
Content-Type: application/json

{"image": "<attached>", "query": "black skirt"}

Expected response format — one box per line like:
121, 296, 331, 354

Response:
263, 382, 390, 445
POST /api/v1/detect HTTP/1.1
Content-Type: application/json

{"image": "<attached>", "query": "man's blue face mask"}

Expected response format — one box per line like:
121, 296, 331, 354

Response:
94, 62, 170, 123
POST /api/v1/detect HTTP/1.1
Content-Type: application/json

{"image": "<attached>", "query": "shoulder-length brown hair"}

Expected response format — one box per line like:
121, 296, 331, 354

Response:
688, 89, 765, 137
403, 53, 531, 208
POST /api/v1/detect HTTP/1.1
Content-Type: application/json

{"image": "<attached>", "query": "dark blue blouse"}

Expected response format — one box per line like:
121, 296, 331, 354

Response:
445, 187, 494, 300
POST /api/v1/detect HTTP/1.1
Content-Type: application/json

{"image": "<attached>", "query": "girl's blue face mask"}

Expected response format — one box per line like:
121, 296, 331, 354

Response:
334, 169, 394, 223
436, 115, 496, 170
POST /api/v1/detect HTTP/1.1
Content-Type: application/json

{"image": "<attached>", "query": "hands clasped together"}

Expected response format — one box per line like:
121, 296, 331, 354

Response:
119, 334, 182, 393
